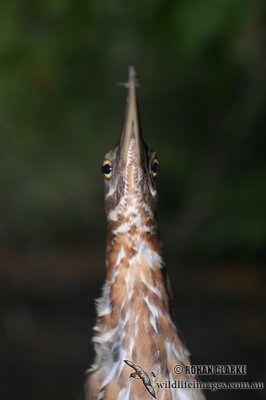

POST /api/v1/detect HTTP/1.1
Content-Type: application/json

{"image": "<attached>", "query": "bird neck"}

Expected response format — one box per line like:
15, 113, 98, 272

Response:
98, 195, 173, 333
106, 202, 161, 270
91, 195, 186, 388
92, 199, 175, 374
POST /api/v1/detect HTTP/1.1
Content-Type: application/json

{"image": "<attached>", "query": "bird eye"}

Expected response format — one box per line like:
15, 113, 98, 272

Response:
151, 159, 159, 177
102, 160, 113, 179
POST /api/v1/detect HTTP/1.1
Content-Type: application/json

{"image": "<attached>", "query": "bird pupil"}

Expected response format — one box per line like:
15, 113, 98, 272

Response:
103, 164, 112, 174
152, 161, 159, 173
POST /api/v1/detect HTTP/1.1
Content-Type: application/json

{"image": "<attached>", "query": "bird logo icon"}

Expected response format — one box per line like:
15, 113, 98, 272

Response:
124, 359, 157, 398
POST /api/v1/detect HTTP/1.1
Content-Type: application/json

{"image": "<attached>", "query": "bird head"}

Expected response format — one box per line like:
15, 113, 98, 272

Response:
102, 67, 159, 221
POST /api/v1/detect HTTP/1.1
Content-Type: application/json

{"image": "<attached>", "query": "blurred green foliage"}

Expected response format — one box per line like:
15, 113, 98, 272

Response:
0, 0, 265, 256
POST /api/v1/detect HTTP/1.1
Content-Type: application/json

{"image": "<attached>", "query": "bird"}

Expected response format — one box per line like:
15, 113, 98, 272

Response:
124, 359, 156, 399
85, 67, 205, 400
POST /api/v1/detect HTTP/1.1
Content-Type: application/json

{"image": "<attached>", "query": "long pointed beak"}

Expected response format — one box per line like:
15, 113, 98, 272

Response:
120, 66, 142, 168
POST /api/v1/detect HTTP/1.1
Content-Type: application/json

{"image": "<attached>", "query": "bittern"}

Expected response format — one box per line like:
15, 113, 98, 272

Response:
86, 68, 205, 400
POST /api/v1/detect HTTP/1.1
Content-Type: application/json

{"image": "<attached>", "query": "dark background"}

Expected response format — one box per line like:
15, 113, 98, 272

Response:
0, 1, 265, 399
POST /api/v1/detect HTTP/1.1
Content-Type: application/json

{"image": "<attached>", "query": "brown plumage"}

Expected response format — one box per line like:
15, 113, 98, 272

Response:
85, 67, 205, 400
